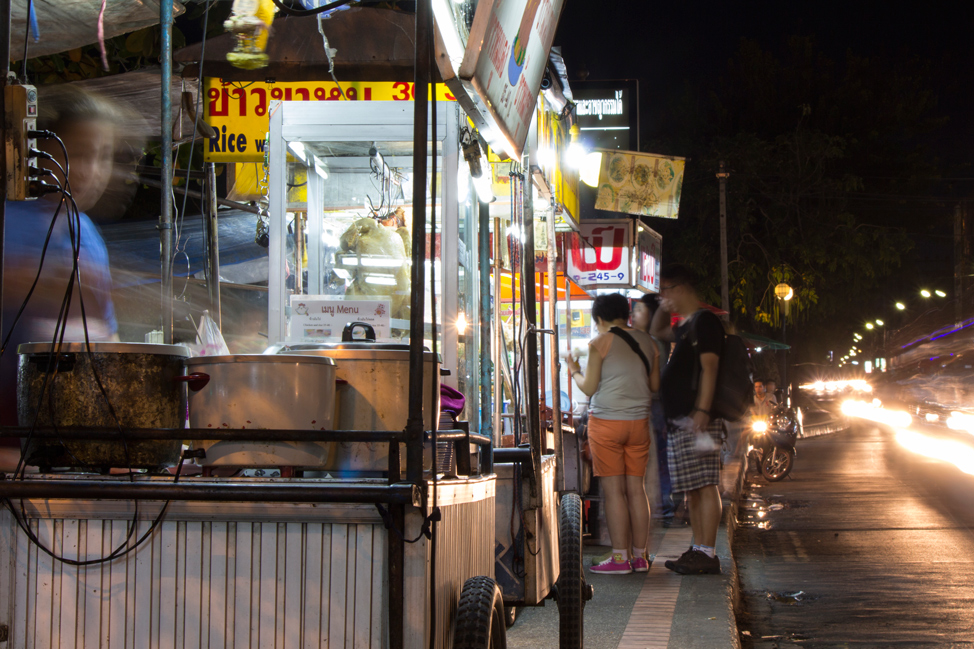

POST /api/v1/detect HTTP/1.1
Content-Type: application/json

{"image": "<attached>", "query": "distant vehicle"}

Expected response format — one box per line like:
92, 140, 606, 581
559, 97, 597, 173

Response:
748, 404, 799, 481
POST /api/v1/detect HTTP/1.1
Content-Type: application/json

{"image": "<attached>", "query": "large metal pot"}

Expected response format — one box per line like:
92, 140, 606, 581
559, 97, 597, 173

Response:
185, 354, 337, 467
17, 342, 190, 469
271, 323, 441, 472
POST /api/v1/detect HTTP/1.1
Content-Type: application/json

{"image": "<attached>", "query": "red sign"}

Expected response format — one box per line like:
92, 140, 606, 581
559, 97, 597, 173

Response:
567, 220, 632, 289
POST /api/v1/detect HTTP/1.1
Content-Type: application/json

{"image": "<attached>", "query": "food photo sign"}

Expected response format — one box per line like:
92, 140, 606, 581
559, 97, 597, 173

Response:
594, 151, 685, 219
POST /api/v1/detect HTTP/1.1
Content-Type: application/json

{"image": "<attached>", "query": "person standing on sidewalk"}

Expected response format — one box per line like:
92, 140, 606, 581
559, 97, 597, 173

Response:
632, 292, 677, 524
566, 293, 660, 575
650, 264, 724, 575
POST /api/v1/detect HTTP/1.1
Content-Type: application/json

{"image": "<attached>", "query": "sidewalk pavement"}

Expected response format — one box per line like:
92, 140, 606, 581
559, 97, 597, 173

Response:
506, 453, 746, 649
614, 456, 743, 649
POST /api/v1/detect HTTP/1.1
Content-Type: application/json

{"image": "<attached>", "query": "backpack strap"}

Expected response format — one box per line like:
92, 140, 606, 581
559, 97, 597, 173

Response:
686, 310, 706, 391
609, 327, 651, 378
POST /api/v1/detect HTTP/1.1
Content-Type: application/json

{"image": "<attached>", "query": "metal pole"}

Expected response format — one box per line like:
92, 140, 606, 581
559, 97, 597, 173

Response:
0, 0, 10, 360
493, 215, 503, 447
206, 163, 222, 328
717, 161, 730, 317
160, 0, 174, 343
546, 199, 563, 491
521, 159, 542, 497
479, 201, 492, 443
955, 202, 964, 326
406, 0, 432, 485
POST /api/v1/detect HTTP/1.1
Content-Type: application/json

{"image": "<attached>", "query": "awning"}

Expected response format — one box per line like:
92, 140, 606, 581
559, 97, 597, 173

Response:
497, 273, 591, 303
11, 0, 184, 60
738, 331, 790, 351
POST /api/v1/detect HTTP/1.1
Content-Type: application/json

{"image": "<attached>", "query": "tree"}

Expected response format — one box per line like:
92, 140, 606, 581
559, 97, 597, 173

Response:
651, 37, 947, 363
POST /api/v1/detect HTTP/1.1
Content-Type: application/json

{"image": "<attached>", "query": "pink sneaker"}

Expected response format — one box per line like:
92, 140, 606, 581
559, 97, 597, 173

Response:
630, 556, 650, 573
589, 553, 632, 575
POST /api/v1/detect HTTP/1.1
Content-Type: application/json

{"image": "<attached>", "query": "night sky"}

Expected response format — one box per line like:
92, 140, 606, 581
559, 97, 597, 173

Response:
555, 0, 973, 166
555, 1, 974, 363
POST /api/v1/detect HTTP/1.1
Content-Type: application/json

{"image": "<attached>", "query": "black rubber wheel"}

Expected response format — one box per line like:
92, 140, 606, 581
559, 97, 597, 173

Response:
453, 576, 507, 649
558, 492, 585, 649
761, 446, 795, 481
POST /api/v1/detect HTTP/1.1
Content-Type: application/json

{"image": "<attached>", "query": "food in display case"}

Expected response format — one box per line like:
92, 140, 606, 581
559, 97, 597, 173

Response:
336, 216, 412, 320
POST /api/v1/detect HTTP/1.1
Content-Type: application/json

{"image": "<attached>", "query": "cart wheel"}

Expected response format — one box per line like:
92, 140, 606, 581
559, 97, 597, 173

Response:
558, 492, 586, 649
453, 576, 507, 649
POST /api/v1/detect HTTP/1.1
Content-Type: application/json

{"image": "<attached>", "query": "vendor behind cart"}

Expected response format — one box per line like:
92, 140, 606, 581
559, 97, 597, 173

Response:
1, 86, 123, 469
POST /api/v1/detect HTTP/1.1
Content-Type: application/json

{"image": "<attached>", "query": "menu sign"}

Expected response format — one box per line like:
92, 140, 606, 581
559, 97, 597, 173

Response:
288, 296, 391, 342
459, 0, 565, 159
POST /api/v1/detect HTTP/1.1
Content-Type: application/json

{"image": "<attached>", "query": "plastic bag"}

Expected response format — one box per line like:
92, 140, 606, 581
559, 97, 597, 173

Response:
189, 310, 230, 357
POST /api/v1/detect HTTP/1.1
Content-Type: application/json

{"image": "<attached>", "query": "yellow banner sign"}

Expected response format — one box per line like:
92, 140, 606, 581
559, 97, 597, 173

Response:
204, 79, 457, 162
594, 151, 685, 219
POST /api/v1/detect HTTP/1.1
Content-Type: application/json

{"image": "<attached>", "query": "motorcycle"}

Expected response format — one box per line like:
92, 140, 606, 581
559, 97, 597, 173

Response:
747, 404, 798, 481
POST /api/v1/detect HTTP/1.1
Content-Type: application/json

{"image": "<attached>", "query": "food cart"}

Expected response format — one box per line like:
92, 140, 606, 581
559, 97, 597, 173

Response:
0, 3, 587, 647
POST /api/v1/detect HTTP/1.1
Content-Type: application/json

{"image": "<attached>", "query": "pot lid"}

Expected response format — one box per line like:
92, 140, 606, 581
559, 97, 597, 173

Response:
268, 343, 440, 362
185, 354, 336, 366
18, 342, 191, 357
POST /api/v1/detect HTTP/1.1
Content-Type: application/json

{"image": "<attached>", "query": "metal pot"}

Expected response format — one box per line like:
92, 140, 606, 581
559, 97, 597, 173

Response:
271, 323, 441, 472
184, 354, 337, 467
17, 342, 190, 469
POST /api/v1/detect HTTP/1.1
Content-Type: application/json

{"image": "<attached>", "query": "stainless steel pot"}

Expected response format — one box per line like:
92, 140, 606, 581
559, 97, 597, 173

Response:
17, 342, 190, 469
271, 323, 441, 472
184, 354, 337, 467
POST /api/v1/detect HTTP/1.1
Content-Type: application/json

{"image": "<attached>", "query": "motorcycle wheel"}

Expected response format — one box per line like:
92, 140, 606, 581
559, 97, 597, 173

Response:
761, 446, 795, 481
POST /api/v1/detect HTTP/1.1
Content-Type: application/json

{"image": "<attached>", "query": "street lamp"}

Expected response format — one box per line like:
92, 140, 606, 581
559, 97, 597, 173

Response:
875, 320, 884, 326
774, 283, 793, 399
921, 289, 931, 298
896, 302, 906, 310
866, 323, 874, 330
936, 290, 947, 297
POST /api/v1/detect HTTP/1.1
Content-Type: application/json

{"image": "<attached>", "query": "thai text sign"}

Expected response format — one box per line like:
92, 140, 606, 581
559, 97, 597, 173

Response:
204, 79, 456, 162
461, 0, 565, 159
594, 150, 685, 219
288, 296, 391, 342
636, 227, 662, 293
567, 220, 632, 290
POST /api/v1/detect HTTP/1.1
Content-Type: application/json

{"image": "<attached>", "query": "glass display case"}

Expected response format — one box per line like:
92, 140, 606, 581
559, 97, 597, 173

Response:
267, 100, 479, 409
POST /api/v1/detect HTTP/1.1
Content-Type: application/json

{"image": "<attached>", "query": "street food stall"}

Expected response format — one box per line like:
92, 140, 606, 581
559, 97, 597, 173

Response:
0, 1, 592, 648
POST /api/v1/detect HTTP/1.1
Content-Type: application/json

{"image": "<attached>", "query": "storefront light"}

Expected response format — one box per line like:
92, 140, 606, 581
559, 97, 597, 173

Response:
288, 141, 307, 163
566, 124, 585, 169
313, 156, 329, 180
364, 274, 398, 286
472, 153, 495, 203
456, 311, 468, 334
580, 151, 602, 187
431, 0, 465, 69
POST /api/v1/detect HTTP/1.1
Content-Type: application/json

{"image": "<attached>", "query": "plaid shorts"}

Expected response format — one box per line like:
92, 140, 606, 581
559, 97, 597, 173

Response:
666, 419, 723, 493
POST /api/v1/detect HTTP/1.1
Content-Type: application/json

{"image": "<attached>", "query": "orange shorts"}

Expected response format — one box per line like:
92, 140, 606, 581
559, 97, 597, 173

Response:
587, 416, 651, 477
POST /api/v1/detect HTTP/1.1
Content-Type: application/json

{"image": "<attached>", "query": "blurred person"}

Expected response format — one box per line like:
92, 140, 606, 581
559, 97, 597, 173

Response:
632, 292, 677, 523
566, 293, 660, 575
650, 264, 724, 575
1, 85, 122, 469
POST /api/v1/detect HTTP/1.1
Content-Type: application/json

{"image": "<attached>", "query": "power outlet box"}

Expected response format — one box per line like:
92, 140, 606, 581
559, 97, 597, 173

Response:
4, 83, 38, 201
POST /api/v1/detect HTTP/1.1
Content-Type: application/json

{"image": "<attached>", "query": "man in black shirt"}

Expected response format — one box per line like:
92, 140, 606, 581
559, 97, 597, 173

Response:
651, 264, 724, 574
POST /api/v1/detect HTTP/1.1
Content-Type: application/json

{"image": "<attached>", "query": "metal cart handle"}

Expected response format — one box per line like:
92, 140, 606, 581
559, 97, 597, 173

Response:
174, 372, 210, 392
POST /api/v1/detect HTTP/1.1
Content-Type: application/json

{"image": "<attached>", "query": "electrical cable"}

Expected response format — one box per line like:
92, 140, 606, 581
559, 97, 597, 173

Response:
270, 0, 358, 17
1, 133, 179, 566
20, 0, 34, 82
